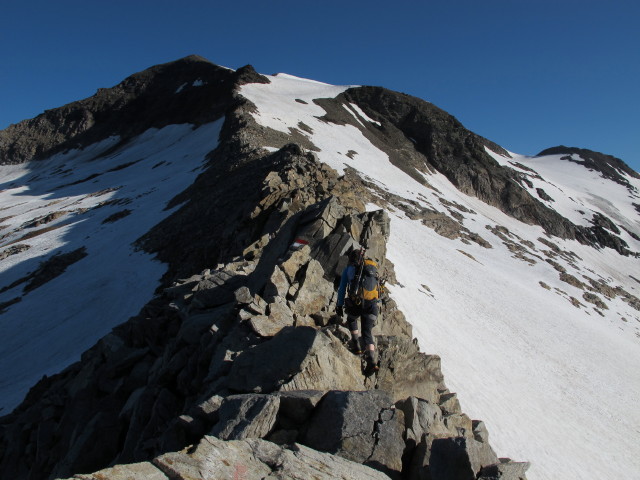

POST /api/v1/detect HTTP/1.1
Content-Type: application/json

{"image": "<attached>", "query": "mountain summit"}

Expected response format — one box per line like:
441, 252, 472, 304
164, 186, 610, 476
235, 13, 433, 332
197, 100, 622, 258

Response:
0, 56, 638, 480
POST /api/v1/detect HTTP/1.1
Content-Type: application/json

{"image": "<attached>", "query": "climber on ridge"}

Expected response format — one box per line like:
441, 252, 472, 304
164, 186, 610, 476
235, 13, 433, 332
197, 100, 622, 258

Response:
335, 248, 381, 373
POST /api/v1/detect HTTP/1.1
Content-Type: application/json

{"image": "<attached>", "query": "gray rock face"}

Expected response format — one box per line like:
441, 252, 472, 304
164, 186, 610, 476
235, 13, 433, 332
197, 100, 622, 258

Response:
303, 390, 405, 478
375, 335, 446, 403
429, 436, 499, 480
249, 299, 294, 337
153, 436, 391, 480
60, 461, 169, 479
397, 396, 449, 445
211, 394, 280, 440
228, 326, 364, 394
479, 460, 531, 480
292, 259, 334, 316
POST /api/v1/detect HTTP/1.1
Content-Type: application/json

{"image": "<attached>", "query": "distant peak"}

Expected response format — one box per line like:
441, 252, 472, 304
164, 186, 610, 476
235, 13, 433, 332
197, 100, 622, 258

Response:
177, 54, 215, 64
234, 64, 270, 85
537, 145, 639, 184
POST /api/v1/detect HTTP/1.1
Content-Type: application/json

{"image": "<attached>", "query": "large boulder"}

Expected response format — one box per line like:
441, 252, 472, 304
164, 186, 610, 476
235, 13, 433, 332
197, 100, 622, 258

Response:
155, 436, 391, 480
190, 270, 246, 309
60, 461, 169, 479
360, 209, 390, 265
211, 394, 280, 440
227, 327, 364, 393
429, 436, 499, 480
397, 396, 449, 445
297, 196, 348, 241
263, 265, 290, 302
302, 390, 405, 478
375, 335, 446, 403
280, 244, 311, 282
311, 231, 357, 280
293, 259, 335, 316
249, 299, 295, 337
479, 460, 531, 479
276, 390, 325, 428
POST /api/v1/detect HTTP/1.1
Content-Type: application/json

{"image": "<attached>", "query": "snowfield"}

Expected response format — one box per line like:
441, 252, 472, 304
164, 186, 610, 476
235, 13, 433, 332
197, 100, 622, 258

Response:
240, 74, 640, 479
0, 120, 223, 414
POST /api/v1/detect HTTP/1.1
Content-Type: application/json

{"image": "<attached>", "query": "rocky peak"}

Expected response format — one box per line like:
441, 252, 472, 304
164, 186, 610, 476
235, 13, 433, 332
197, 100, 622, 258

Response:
308, 86, 635, 255
0, 56, 268, 166
537, 145, 639, 186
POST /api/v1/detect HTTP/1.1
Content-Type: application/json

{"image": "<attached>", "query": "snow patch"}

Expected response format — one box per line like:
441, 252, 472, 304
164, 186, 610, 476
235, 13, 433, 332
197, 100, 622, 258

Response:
0, 119, 224, 414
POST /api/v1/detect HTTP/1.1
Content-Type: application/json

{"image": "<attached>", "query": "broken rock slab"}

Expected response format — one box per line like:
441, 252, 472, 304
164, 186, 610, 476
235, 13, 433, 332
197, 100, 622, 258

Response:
396, 396, 449, 445
153, 436, 391, 480
280, 244, 311, 282
58, 461, 168, 480
479, 459, 531, 480
227, 326, 364, 394
302, 390, 405, 479
210, 394, 280, 440
249, 299, 294, 337
293, 258, 335, 316
429, 436, 499, 480
376, 335, 446, 403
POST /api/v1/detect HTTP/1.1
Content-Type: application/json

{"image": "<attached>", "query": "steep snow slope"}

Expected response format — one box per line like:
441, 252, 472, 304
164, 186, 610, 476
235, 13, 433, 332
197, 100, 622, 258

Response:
240, 75, 640, 479
0, 120, 223, 413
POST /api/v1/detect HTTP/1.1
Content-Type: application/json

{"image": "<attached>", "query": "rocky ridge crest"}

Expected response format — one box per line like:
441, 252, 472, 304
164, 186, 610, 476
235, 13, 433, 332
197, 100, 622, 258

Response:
0, 58, 530, 479
0, 151, 529, 480
0, 56, 266, 165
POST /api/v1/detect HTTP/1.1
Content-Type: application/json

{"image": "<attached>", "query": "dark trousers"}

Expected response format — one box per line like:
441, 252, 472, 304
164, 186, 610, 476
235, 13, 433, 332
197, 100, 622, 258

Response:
345, 300, 378, 347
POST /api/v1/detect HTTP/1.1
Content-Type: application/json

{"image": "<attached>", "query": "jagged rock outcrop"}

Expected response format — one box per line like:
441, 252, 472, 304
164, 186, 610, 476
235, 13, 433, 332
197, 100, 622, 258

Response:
59, 436, 392, 480
311, 87, 635, 255
0, 56, 268, 165
538, 145, 640, 188
0, 57, 530, 480
302, 390, 405, 478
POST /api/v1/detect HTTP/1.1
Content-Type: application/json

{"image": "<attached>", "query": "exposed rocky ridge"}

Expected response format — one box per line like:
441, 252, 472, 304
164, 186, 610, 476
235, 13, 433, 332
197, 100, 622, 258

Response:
0, 73, 528, 478
0, 55, 268, 165
538, 145, 639, 188
0, 154, 528, 480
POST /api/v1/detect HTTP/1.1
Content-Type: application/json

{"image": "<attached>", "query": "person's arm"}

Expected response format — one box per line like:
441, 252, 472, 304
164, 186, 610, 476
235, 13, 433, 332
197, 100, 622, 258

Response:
336, 266, 350, 306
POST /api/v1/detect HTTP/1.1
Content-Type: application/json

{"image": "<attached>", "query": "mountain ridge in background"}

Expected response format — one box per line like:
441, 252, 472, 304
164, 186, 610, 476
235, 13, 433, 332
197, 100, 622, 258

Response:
0, 56, 638, 480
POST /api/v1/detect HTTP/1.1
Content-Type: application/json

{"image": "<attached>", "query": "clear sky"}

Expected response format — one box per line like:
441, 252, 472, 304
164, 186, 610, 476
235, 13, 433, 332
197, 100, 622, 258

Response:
2, 0, 639, 172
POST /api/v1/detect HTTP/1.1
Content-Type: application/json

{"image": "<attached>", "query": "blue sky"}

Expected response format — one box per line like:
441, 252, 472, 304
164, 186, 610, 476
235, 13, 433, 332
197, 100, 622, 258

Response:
2, 0, 639, 171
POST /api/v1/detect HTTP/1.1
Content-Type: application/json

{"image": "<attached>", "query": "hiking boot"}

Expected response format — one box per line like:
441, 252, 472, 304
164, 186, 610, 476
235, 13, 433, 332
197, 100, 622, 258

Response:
365, 350, 379, 373
348, 337, 363, 355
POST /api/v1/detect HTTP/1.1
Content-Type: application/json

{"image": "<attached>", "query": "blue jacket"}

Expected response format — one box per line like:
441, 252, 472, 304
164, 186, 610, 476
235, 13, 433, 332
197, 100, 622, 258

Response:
337, 264, 356, 307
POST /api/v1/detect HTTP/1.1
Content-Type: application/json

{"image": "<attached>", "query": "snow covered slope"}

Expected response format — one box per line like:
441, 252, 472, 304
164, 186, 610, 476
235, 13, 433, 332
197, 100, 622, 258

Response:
240, 74, 640, 479
0, 120, 223, 413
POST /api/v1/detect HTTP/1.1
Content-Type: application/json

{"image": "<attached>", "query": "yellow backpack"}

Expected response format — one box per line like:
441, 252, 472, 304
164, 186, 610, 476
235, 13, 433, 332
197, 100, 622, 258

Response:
348, 258, 379, 304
